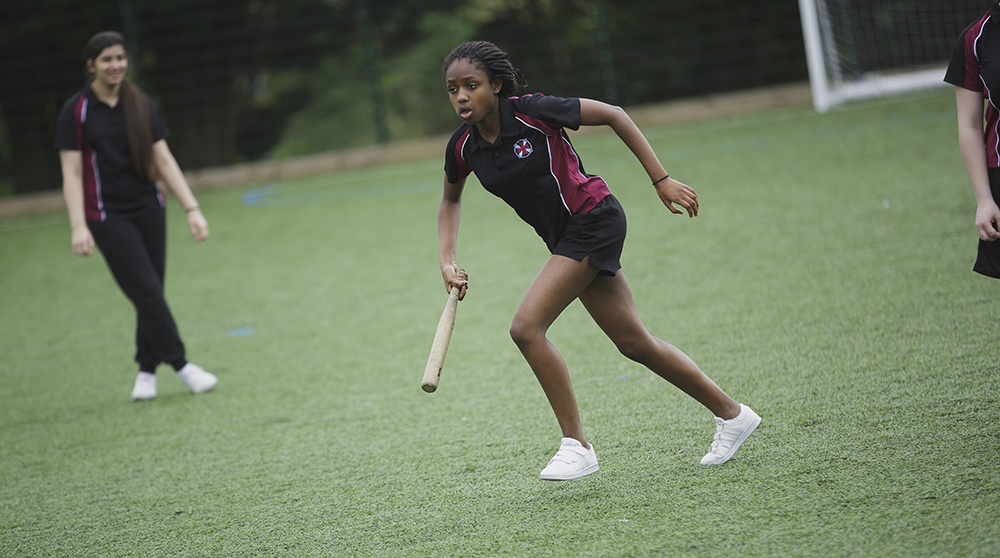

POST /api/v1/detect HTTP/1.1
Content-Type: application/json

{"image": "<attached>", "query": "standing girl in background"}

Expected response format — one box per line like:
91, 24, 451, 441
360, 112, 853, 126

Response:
946, 1, 1000, 279
56, 31, 218, 400
438, 41, 760, 480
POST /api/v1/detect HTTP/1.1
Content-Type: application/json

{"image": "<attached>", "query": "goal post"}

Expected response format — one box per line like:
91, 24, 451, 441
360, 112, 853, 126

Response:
797, 0, 988, 112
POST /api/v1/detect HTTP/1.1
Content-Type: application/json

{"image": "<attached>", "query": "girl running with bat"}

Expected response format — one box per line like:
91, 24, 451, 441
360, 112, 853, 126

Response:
55, 31, 218, 401
437, 41, 760, 480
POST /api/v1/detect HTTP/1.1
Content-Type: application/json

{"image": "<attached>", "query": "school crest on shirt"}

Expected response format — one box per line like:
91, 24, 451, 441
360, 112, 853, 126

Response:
513, 138, 533, 159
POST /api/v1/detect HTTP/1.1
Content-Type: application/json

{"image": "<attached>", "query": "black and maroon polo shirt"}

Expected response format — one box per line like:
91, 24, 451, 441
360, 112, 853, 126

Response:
945, 0, 1000, 167
55, 85, 168, 221
444, 93, 612, 250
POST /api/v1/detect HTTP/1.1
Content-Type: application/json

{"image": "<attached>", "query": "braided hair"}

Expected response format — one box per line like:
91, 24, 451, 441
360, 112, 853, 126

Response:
442, 41, 527, 98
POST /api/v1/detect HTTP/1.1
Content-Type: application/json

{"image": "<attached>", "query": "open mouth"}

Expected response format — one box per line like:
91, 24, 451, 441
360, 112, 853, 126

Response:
458, 106, 473, 119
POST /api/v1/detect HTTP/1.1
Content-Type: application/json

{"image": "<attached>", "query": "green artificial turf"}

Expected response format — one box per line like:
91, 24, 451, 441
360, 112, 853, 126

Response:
1, 90, 997, 557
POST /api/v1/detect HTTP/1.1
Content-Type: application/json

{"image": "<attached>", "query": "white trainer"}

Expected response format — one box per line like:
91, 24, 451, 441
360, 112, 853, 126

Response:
701, 404, 761, 465
131, 371, 157, 401
176, 363, 218, 394
540, 437, 599, 480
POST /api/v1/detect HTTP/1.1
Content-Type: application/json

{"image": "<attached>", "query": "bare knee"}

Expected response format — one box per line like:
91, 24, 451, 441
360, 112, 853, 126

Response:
614, 334, 657, 364
509, 313, 543, 350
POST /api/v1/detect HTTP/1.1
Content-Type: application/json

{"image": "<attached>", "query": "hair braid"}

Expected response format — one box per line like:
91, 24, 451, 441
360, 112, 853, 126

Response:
443, 41, 527, 97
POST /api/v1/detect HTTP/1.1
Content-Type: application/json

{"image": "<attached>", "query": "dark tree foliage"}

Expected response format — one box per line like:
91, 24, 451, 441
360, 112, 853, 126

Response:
0, 0, 808, 195
135, 0, 354, 170
0, 0, 354, 193
1, 1, 120, 194
478, 0, 806, 105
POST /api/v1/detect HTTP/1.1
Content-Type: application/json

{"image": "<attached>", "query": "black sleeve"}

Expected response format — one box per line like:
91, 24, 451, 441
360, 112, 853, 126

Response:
509, 93, 581, 130
944, 20, 983, 91
443, 125, 472, 185
54, 94, 82, 151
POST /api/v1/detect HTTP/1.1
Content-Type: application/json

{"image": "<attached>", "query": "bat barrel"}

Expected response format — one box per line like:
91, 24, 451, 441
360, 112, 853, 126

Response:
421, 286, 460, 393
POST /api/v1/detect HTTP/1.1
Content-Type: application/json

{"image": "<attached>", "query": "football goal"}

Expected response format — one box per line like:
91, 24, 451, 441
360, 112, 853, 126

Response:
798, 0, 988, 112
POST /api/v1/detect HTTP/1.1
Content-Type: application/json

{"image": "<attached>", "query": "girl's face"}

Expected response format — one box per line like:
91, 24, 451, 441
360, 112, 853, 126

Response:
87, 44, 128, 88
445, 58, 502, 126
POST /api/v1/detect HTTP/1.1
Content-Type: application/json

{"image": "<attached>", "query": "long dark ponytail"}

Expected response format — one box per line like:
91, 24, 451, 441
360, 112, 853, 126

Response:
442, 41, 527, 98
84, 31, 157, 182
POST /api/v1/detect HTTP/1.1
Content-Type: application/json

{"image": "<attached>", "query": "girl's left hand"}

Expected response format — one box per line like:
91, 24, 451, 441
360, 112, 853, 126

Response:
654, 177, 699, 218
187, 209, 209, 242
976, 199, 1000, 241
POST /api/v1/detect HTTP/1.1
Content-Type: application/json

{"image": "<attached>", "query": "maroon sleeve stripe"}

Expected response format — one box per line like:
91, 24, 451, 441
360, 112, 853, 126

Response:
454, 128, 472, 182
965, 16, 989, 91
74, 95, 106, 221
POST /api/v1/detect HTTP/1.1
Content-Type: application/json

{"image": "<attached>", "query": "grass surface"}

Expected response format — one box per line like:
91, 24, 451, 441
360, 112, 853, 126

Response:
1, 90, 997, 557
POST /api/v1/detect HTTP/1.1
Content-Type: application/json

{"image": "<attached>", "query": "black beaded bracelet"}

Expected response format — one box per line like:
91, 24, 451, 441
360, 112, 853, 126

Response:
652, 175, 670, 186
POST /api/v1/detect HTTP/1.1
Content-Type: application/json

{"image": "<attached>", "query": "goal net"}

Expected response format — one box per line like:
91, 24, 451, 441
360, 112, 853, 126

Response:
798, 0, 989, 112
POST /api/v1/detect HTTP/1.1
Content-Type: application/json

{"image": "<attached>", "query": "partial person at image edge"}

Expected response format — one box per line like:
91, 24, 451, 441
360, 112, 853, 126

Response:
945, 0, 1000, 279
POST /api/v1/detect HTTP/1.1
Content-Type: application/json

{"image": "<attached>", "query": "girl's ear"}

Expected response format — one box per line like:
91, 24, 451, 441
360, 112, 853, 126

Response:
493, 78, 503, 94
85, 59, 95, 74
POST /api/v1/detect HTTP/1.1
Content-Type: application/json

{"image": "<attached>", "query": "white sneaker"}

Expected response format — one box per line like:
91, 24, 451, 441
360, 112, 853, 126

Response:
176, 363, 218, 394
701, 404, 761, 465
540, 437, 599, 480
131, 371, 157, 401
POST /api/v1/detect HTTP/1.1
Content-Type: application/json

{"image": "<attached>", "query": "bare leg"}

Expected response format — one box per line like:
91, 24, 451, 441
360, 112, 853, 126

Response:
510, 255, 601, 447
578, 270, 740, 419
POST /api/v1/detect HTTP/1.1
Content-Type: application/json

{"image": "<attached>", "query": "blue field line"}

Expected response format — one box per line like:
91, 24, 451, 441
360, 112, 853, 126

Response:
243, 179, 440, 207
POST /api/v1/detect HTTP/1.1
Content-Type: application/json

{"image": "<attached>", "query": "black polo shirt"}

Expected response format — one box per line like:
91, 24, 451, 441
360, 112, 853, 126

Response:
945, 1, 1000, 167
55, 85, 168, 220
444, 93, 612, 250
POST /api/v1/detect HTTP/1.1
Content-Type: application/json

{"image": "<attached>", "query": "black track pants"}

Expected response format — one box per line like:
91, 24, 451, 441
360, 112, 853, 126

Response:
88, 209, 187, 372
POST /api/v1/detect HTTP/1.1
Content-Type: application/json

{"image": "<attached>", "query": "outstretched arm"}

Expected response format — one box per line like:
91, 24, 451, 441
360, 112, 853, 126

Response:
955, 86, 1000, 242
153, 139, 209, 242
579, 98, 698, 217
438, 175, 469, 298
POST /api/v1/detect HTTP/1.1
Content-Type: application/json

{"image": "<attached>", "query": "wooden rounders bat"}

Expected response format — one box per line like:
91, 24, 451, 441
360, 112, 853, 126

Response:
421, 285, 460, 393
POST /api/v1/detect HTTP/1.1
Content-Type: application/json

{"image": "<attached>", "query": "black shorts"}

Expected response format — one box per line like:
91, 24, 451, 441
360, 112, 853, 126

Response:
974, 168, 1000, 279
551, 194, 627, 276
